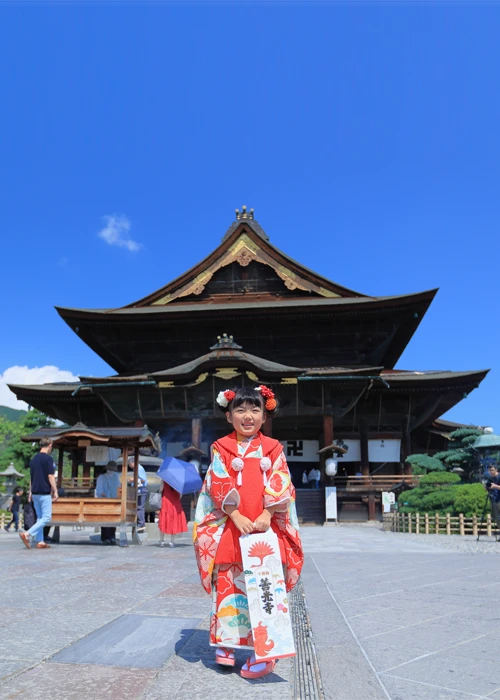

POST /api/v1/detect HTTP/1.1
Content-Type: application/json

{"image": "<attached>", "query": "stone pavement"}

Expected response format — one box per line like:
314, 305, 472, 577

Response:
1, 525, 500, 700
303, 525, 500, 700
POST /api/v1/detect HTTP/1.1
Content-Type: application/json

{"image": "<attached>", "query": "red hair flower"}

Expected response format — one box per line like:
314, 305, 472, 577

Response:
256, 385, 276, 411
257, 385, 274, 399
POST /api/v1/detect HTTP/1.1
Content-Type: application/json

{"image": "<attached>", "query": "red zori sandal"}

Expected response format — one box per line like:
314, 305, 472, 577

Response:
240, 655, 276, 679
215, 647, 235, 667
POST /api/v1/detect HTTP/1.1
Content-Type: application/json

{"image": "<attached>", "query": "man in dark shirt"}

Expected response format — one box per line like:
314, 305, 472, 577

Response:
20, 437, 59, 549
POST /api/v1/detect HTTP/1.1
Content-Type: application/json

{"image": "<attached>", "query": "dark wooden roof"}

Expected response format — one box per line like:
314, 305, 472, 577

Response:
55, 289, 437, 374
124, 219, 365, 307
21, 423, 160, 450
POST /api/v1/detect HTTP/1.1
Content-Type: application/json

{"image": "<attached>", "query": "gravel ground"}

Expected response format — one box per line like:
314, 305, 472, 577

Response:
385, 530, 500, 553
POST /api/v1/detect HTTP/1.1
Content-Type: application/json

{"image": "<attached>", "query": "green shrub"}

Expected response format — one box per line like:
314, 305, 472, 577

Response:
453, 483, 490, 517
419, 472, 461, 487
405, 454, 444, 472
399, 486, 457, 514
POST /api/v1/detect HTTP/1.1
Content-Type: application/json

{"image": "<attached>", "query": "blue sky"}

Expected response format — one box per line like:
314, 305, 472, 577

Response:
0, 2, 498, 428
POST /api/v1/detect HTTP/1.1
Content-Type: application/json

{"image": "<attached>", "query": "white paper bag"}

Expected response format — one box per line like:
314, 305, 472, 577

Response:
240, 529, 296, 661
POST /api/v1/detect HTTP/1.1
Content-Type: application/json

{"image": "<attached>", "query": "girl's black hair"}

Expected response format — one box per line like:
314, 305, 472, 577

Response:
221, 386, 278, 413
13, 486, 22, 494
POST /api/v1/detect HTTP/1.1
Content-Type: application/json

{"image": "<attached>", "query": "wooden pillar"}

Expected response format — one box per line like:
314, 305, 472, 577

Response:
403, 428, 412, 476
192, 417, 202, 450
262, 416, 273, 437
368, 494, 376, 521
133, 446, 139, 493
120, 442, 129, 525
360, 418, 369, 477
322, 415, 334, 481
57, 448, 64, 488
71, 452, 79, 479
82, 462, 91, 479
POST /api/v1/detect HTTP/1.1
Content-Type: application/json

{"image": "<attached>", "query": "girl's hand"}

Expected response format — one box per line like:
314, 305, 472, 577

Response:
254, 510, 272, 532
230, 511, 255, 535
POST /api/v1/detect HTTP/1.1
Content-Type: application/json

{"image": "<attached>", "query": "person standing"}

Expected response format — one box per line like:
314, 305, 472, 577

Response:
20, 437, 58, 549
96, 461, 121, 544
193, 385, 303, 679
5, 487, 23, 532
308, 467, 320, 489
158, 482, 187, 547
128, 457, 148, 531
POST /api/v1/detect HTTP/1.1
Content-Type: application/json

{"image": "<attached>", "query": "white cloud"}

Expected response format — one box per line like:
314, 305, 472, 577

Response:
0, 366, 79, 410
98, 214, 142, 253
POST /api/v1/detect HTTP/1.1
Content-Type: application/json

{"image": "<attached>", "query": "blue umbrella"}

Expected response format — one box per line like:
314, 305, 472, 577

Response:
157, 456, 203, 495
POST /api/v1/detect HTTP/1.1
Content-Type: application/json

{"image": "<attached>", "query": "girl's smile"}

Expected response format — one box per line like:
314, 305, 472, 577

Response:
226, 401, 265, 437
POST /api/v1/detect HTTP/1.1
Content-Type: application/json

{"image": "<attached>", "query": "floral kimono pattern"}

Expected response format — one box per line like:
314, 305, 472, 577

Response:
193, 432, 303, 647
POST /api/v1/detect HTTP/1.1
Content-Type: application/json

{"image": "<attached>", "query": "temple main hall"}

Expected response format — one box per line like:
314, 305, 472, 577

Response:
10, 208, 488, 520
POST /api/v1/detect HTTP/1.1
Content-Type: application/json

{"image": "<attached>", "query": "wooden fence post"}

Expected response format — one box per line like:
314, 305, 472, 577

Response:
416, 513, 420, 534
446, 513, 451, 535
472, 514, 478, 537
459, 513, 465, 536
425, 512, 429, 534
487, 514, 492, 537
435, 513, 440, 534
408, 514, 412, 534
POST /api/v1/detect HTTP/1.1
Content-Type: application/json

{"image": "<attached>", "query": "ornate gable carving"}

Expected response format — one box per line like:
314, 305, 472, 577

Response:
152, 233, 339, 304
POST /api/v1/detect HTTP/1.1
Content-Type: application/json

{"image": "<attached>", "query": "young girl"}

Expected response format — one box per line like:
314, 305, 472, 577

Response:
158, 481, 188, 547
193, 385, 303, 679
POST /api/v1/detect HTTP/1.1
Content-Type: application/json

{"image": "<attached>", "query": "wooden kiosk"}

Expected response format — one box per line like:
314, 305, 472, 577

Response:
21, 423, 160, 545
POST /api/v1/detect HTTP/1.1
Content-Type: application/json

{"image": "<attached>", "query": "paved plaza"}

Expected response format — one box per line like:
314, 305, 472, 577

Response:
1, 525, 500, 700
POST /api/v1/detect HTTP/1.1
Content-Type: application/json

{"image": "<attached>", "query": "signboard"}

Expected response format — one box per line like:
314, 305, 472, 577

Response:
281, 440, 320, 462
333, 439, 401, 463
382, 491, 396, 513
369, 439, 401, 463
325, 486, 338, 521
86, 446, 121, 465
334, 439, 361, 462
240, 530, 296, 661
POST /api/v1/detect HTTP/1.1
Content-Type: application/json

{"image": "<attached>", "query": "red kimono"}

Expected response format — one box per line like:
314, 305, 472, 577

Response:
193, 432, 303, 649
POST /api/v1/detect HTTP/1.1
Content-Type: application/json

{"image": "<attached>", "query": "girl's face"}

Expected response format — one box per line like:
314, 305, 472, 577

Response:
226, 401, 265, 437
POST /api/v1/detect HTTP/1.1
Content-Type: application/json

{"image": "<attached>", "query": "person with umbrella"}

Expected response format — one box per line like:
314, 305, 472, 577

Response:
157, 455, 202, 547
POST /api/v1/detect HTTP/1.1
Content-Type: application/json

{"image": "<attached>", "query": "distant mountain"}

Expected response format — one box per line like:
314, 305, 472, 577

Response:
0, 406, 28, 422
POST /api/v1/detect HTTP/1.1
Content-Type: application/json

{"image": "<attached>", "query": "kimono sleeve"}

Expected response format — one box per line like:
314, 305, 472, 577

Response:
207, 448, 240, 513
264, 450, 293, 512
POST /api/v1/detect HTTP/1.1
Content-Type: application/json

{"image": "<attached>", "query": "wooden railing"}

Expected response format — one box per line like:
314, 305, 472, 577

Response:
0, 512, 24, 529
61, 477, 96, 491
334, 475, 421, 490
388, 511, 497, 537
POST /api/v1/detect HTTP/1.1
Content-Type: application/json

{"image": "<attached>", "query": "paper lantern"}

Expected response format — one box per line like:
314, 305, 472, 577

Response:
325, 458, 338, 476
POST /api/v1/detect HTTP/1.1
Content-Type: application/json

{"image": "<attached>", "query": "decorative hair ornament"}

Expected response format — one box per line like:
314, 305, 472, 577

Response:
260, 456, 272, 486
232, 457, 244, 486
216, 389, 236, 408
255, 385, 277, 412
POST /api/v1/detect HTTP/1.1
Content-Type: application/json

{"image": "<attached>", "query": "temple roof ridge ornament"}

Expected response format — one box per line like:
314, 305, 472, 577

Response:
235, 205, 254, 220
210, 334, 242, 351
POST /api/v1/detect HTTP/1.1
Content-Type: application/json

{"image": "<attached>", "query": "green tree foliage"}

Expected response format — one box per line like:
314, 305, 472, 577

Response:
405, 454, 445, 474
398, 471, 490, 516
405, 428, 483, 478
0, 409, 55, 489
433, 428, 483, 479
452, 483, 489, 517
398, 472, 461, 515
